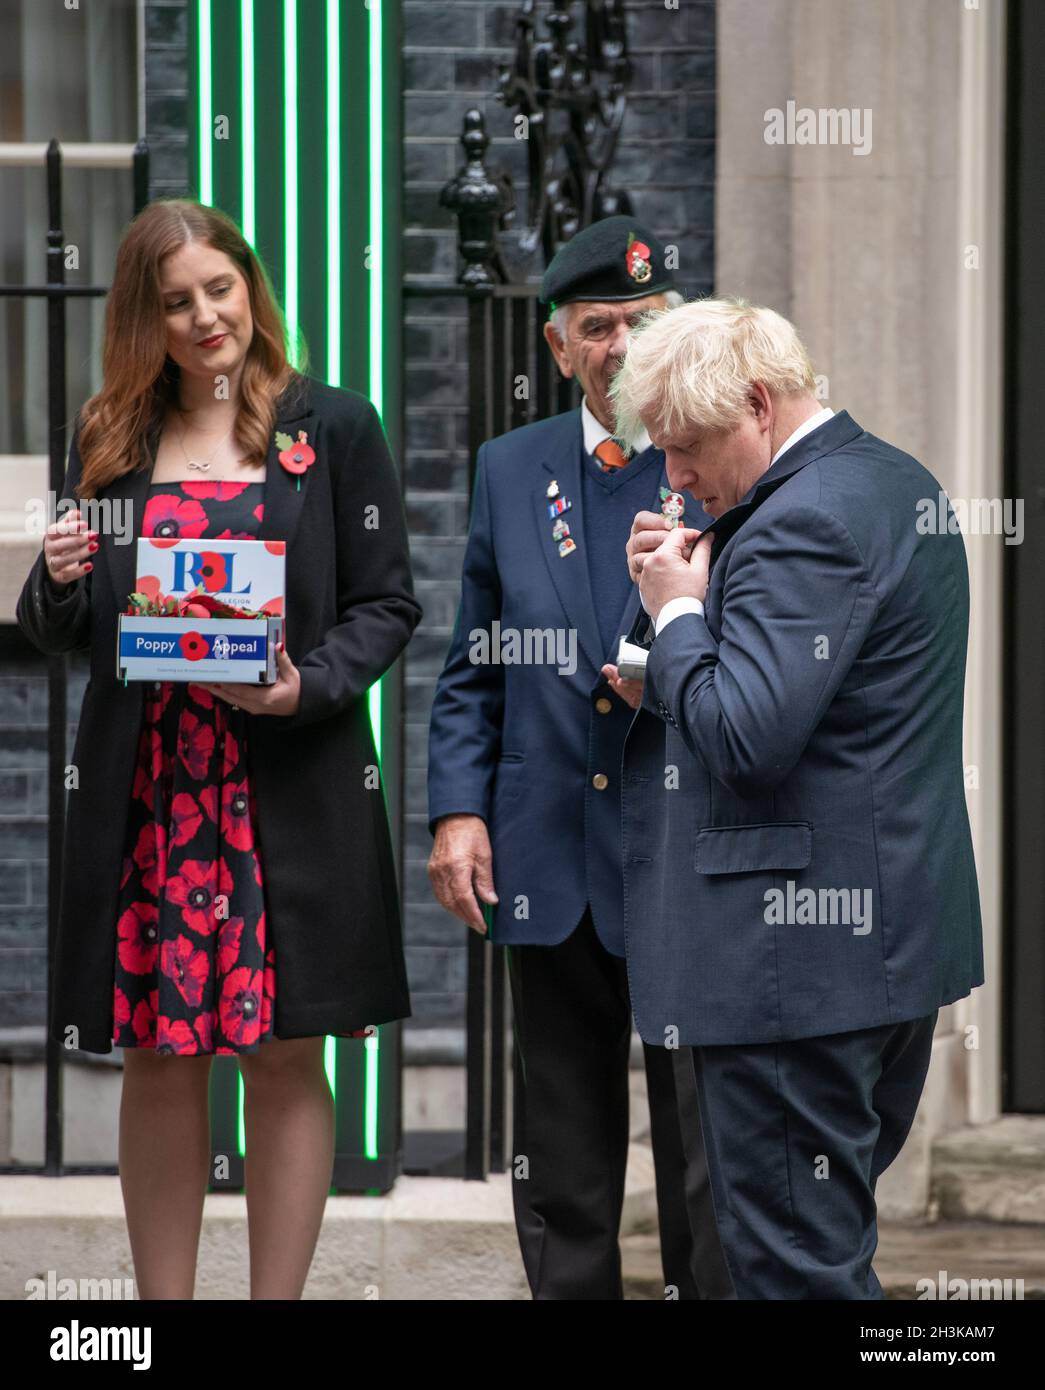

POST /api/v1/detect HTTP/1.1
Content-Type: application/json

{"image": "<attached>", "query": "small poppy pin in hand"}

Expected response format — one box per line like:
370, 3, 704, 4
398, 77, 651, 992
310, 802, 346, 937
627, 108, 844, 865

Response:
276, 429, 315, 490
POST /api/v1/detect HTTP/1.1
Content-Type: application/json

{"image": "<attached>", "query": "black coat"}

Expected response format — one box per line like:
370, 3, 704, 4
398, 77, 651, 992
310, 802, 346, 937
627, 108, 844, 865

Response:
17, 376, 422, 1054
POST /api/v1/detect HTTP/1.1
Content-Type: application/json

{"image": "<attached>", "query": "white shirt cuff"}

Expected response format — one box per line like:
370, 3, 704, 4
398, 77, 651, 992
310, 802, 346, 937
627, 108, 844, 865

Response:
655, 596, 705, 637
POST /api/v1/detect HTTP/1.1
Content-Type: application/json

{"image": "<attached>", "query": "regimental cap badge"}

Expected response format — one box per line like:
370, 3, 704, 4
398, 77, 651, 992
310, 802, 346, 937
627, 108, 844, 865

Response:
626, 231, 653, 285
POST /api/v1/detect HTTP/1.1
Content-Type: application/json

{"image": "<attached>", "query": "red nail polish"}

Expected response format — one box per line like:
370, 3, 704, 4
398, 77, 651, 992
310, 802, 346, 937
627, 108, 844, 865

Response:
84, 561, 93, 571
88, 542, 98, 552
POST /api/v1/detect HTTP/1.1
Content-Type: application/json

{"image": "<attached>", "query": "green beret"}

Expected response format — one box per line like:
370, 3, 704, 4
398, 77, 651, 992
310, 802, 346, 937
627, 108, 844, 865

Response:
539, 215, 675, 307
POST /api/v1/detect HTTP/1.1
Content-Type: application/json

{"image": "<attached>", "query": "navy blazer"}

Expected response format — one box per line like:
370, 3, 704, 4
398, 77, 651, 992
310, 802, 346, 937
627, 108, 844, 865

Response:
428, 407, 711, 955
622, 411, 984, 1043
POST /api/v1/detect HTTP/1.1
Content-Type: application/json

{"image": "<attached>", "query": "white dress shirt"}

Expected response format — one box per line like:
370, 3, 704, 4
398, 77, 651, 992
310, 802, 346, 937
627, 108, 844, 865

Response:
582, 396, 651, 459
653, 407, 835, 636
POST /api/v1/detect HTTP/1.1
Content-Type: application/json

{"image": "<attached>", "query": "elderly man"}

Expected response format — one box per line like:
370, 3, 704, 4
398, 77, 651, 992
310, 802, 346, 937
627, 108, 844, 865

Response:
612, 297, 984, 1299
427, 218, 731, 1300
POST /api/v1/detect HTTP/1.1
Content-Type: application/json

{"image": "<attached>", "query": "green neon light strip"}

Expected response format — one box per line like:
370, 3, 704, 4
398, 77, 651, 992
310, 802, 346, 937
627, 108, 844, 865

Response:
369, 0, 383, 417
284, 0, 299, 366
364, 1033, 380, 1159
366, 0, 384, 760
324, 1034, 336, 1098
198, 0, 212, 205
241, 0, 255, 245
326, 0, 341, 386
195, 0, 391, 1160
237, 1071, 245, 1155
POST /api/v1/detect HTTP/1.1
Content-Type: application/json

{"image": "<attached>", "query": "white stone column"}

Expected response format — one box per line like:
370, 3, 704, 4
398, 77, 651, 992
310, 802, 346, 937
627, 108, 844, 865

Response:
715, 0, 1008, 1212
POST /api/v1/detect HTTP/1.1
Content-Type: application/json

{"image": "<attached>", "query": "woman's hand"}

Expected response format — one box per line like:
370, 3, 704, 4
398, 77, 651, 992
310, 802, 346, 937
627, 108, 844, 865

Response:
42, 508, 97, 590
197, 644, 302, 716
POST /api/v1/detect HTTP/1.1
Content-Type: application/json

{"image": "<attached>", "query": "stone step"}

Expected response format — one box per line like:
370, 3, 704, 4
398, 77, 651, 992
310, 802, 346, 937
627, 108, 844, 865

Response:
0, 1142, 660, 1300
932, 1117, 1045, 1224
622, 1222, 1045, 1300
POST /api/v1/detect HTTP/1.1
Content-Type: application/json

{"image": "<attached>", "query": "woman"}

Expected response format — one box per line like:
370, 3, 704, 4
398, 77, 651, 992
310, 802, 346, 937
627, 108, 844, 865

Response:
16, 200, 422, 1299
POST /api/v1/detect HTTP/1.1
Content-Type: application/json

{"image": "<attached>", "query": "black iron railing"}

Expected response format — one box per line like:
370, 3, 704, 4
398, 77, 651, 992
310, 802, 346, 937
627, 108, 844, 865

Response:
0, 137, 149, 1176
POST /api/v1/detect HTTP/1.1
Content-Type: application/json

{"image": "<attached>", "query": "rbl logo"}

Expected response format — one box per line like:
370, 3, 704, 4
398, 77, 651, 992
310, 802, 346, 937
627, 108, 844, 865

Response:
171, 550, 251, 595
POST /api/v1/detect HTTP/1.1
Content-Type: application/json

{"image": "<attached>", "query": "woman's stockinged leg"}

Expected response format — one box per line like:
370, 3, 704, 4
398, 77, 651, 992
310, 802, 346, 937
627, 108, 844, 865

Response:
238, 1035, 334, 1299
118, 1048, 214, 1300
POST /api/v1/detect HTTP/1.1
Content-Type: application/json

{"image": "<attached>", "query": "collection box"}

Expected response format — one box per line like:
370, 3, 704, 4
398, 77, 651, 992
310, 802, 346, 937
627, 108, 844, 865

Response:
135, 537, 285, 615
117, 615, 285, 684
116, 538, 287, 684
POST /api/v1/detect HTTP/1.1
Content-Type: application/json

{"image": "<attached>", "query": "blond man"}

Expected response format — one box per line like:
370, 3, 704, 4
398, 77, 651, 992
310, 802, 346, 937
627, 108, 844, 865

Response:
612, 299, 984, 1299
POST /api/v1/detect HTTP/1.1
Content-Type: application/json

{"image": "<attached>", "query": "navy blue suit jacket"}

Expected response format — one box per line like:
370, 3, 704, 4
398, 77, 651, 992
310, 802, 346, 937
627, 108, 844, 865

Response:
428, 407, 711, 955
623, 411, 984, 1042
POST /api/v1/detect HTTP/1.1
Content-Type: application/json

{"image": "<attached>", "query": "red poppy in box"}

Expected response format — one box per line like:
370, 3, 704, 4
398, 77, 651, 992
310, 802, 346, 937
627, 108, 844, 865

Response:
179, 629, 209, 662
196, 551, 228, 592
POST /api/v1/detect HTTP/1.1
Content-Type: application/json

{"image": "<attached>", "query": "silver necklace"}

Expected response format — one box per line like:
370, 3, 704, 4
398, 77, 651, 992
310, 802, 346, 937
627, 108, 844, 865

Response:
175, 414, 234, 472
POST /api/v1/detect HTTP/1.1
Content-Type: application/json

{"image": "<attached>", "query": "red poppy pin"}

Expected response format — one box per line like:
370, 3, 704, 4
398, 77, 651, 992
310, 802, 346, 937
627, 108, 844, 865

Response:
626, 231, 652, 284
276, 429, 315, 490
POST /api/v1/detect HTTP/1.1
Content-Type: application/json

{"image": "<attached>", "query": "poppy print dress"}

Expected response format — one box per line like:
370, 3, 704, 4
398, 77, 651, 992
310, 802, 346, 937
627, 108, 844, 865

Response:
112, 479, 275, 1055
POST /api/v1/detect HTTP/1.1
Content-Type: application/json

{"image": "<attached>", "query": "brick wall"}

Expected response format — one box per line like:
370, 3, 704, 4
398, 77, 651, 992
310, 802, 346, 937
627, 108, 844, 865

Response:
0, 634, 88, 1029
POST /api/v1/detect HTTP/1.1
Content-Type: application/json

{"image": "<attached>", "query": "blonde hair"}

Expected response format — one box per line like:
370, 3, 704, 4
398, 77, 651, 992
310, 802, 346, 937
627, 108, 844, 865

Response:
609, 297, 817, 450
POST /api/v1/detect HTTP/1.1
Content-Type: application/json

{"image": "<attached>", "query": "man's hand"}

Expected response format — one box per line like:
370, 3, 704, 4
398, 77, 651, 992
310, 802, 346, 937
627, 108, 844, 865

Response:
600, 664, 643, 710
638, 526, 714, 624
626, 510, 701, 583
198, 644, 301, 716
428, 813, 498, 936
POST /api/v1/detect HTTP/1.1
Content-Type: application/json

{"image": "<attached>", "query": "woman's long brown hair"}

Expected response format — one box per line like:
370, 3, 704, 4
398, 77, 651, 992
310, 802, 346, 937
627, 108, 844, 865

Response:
75, 199, 305, 499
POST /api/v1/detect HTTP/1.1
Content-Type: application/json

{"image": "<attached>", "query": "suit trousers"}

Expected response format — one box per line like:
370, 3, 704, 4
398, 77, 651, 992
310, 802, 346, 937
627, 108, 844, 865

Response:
688, 1011, 939, 1299
506, 909, 733, 1300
